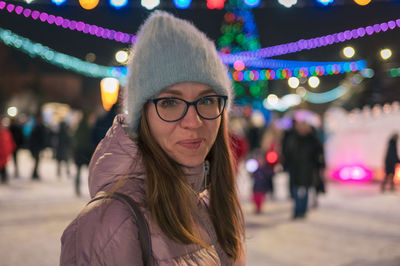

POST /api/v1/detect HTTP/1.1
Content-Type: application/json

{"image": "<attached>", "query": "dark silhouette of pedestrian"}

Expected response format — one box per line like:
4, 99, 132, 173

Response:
28, 115, 47, 180
281, 119, 296, 199
283, 121, 323, 219
72, 113, 95, 196
381, 133, 399, 192
0, 117, 15, 184
91, 104, 118, 146
55, 121, 71, 178
9, 118, 24, 177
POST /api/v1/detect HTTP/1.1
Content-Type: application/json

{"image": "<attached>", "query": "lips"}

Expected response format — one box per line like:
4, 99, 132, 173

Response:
177, 138, 204, 150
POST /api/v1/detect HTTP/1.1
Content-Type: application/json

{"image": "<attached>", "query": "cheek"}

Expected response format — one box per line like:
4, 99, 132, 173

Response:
207, 119, 221, 144
146, 108, 173, 147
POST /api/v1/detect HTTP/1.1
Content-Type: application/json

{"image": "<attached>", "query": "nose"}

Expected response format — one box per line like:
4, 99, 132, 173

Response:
180, 105, 202, 129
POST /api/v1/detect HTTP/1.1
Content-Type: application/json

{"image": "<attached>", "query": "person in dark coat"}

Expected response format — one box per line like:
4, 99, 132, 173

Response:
72, 113, 95, 196
91, 104, 118, 146
28, 115, 47, 180
381, 133, 399, 192
281, 119, 296, 199
284, 121, 323, 219
55, 121, 71, 177
8, 118, 24, 177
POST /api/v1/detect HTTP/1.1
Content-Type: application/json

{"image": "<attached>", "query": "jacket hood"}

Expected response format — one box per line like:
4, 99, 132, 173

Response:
88, 114, 206, 198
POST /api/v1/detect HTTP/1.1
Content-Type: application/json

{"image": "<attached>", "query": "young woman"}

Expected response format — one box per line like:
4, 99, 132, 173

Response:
60, 11, 245, 265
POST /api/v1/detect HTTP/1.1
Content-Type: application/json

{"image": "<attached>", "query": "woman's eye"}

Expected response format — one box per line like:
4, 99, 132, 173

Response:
159, 99, 178, 108
199, 98, 215, 105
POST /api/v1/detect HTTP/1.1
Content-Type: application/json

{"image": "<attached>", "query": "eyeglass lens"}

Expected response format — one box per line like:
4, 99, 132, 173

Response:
156, 96, 225, 121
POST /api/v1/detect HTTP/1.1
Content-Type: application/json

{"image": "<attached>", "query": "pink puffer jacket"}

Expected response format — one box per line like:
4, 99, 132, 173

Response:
60, 115, 243, 266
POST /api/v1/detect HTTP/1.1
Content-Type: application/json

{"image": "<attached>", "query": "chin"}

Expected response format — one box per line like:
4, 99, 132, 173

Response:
175, 156, 205, 167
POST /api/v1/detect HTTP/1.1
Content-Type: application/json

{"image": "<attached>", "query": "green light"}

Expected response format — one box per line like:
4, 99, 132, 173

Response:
249, 85, 261, 96
389, 68, 399, 77
234, 83, 246, 97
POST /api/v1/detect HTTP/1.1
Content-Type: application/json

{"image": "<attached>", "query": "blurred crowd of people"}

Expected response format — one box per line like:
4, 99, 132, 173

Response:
0, 104, 118, 196
1, 105, 397, 217
229, 113, 327, 220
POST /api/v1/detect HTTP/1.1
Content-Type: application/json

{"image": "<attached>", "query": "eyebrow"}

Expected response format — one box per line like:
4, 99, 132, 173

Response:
160, 88, 217, 97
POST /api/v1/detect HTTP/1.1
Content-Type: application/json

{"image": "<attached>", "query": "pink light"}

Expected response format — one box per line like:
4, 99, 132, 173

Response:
15, 6, 23, 14
76, 22, 84, 31
55, 16, 63, 26
62, 19, 70, 29
357, 27, 366, 37
388, 21, 396, 30
373, 24, 381, 33
0, 1, 137, 44
69, 20, 77, 30
334, 165, 372, 182
31, 10, 40, 20
234, 60, 245, 71
47, 15, 55, 24
23, 9, 31, 17
380, 22, 388, 32
39, 12, 48, 22
6, 3, 14, 12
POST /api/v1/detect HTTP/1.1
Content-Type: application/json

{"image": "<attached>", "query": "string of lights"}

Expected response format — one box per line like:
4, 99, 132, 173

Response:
231, 58, 367, 71
0, 27, 127, 84
0, 26, 375, 105
220, 19, 400, 61
0, 1, 136, 44
230, 60, 366, 82
1, 0, 397, 64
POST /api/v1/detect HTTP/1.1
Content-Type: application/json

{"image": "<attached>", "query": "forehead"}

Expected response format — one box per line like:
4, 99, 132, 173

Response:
158, 82, 216, 97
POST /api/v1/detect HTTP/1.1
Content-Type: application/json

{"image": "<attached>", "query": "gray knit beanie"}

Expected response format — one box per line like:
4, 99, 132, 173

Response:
126, 11, 233, 131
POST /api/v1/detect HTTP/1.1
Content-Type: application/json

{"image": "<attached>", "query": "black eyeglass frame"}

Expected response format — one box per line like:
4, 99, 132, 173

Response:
149, 95, 228, 122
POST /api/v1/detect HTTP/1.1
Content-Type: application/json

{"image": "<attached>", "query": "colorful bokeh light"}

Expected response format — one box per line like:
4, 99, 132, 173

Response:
334, 165, 372, 181
266, 151, 278, 164
173, 0, 191, 9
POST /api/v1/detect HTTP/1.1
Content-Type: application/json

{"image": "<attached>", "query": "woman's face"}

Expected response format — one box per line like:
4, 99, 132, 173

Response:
146, 82, 222, 167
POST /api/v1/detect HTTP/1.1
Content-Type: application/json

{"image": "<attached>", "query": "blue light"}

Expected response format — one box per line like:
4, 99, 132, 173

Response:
244, 0, 261, 8
173, 0, 191, 9
316, 0, 334, 6
110, 0, 128, 8
52, 0, 67, 5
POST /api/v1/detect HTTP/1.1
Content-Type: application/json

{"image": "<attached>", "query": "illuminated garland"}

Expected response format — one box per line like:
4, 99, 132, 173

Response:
0, 27, 127, 84
0, 1, 136, 44
233, 58, 366, 70
2, 0, 396, 66
0, 26, 374, 104
220, 19, 400, 61
230, 60, 366, 82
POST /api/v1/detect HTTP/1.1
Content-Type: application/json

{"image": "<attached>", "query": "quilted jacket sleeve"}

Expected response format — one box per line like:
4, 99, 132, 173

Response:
60, 199, 144, 266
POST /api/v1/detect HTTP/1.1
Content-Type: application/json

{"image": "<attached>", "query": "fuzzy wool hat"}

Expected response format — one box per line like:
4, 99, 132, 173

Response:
126, 11, 233, 131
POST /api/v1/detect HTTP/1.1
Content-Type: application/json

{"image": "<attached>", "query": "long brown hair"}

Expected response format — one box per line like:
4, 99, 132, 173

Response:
137, 108, 245, 260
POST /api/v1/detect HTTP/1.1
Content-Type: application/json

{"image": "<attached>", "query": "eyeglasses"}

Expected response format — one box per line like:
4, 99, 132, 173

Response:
149, 95, 227, 122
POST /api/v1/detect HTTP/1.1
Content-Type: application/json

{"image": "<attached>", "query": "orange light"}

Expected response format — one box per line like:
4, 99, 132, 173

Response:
394, 164, 400, 184
79, 0, 99, 10
100, 78, 119, 111
353, 0, 371, 6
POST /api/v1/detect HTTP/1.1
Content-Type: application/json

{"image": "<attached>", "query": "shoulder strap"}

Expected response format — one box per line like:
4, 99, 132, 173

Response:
88, 192, 153, 266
